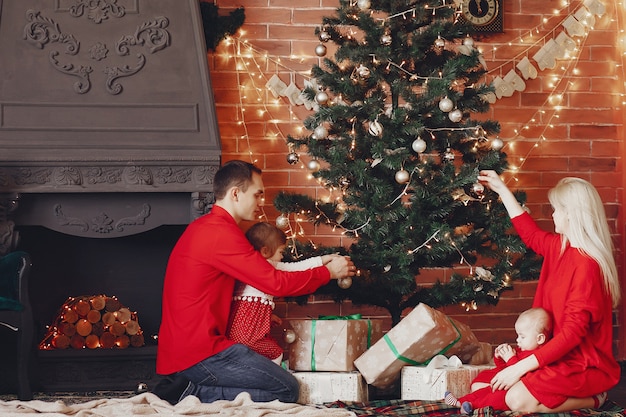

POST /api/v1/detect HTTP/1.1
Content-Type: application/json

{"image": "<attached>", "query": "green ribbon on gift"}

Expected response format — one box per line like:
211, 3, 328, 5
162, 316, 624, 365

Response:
383, 317, 462, 366
309, 313, 371, 371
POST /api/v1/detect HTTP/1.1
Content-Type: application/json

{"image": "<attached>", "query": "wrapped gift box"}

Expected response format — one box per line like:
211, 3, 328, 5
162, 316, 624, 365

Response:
353, 303, 480, 388
401, 363, 495, 400
293, 371, 368, 404
288, 317, 383, 372
469, 341, 494, 365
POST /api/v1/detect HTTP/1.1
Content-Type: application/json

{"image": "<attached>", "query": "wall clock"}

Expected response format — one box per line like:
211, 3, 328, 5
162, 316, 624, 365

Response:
460, 0, 504, 33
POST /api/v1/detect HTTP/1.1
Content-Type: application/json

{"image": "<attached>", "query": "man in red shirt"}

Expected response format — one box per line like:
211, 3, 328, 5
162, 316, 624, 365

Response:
155, 160, 355, 404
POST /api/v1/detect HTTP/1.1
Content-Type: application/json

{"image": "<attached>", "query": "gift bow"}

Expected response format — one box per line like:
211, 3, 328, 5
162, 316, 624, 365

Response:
309, 314, 371, 371
422, 354, 463, 383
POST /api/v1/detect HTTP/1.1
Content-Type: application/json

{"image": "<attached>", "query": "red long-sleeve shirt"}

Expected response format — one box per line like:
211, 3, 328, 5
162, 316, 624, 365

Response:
156, 206, 331, 375
511, 212, 620, 402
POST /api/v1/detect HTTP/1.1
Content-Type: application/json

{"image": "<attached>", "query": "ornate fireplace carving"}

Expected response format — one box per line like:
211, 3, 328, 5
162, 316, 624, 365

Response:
0, 0, 221, 249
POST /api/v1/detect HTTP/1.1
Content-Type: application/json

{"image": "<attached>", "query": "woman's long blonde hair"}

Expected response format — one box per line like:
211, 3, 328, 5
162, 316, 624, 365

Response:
548, 177, 620, 308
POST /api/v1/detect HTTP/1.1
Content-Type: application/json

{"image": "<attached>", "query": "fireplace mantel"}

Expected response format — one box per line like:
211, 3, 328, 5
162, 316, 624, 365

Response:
0, 0, 221, 249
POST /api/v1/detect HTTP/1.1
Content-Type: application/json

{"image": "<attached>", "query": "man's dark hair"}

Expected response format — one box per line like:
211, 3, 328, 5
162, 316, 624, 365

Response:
213, 160, 262, 200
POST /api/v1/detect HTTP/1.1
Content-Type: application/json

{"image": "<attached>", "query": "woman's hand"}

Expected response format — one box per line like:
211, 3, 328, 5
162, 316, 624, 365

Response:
477, 170, 525, 218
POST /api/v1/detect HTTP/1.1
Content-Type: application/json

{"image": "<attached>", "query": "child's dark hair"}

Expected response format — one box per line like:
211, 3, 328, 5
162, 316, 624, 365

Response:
245, 222, 287, 255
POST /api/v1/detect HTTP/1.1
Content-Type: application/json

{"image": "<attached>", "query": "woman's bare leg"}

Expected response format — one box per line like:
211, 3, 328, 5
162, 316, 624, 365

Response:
505, 382, 596, 412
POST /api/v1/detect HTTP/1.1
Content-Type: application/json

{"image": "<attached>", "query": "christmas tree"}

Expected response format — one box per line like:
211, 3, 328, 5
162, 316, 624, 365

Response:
274, 0, 541, 325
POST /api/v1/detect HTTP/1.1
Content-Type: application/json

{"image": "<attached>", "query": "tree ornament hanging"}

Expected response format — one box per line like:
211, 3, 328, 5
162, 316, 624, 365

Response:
368, 119, 383, 136
315, 91, 329, 105
434, 35, 445, 49
471, 182, 485, 196
318, 29, 331, 42
338, 277, 352, 289
438, 97, 454, 113
463, 35, 474, 47
286, 151, 300, 165
356, 64, 371, 79
357, 0, 371, 10
315, 43, 327, 57
443, 147, 455, 162
491, 137, 504, 151
313, 125, 329, 139
307, 159, 321, 172
284, 329, 296, 344
380, 33, 392, 46
276, 214, 290, 229
448, 108, 463, 123
411, 137, 427, 153
395, 169, 410, 184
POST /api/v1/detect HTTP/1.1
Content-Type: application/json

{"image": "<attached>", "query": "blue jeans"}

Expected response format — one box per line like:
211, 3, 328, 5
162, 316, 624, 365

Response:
179, 343, 300, 403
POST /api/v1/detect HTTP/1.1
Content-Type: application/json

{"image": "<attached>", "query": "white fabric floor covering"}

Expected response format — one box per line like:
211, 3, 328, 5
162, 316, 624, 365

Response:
0, 392, 357, 417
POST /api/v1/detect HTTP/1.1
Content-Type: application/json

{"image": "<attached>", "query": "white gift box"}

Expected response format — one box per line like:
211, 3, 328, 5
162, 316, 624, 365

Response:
401, 358, 495, 400
293, 371, 368, 404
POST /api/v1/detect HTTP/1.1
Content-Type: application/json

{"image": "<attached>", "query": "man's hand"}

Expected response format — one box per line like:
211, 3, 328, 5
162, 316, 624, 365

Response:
325, 256, 356, 279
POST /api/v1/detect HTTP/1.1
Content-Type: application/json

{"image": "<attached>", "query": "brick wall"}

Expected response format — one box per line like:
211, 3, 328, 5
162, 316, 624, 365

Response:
206, 0, 625, 358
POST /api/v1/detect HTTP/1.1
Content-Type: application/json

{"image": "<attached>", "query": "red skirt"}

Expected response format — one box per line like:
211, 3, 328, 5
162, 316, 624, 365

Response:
227, 299, 283, 360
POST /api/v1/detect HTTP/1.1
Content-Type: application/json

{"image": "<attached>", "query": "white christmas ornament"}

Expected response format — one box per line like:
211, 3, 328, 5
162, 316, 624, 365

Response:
338, 277, 352, 289
438, 97, 454, 113
380, 33, 392, 46
395, 169, 410, 184
307, 159, 321, 172
448, 109, 463, 123
314, 125, 329, 139
368, 119, 383, 136
276, 214, 290, 229
315, 91, 329, 105
491, 137, 504, 151
411, 138, 427, 153
315, 43, 327, 57
357, 0, 371, 10
284, 329, 296, 344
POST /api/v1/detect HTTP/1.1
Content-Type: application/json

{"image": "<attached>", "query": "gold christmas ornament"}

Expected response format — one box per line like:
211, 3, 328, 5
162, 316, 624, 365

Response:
338, 277, 352, 289
315, 91, 329, 105
307, 159, 321, 172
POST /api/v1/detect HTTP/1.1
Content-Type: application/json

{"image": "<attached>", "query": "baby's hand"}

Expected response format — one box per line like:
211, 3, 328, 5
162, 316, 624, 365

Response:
270, 314, 282, 327
494, 343, 515, 362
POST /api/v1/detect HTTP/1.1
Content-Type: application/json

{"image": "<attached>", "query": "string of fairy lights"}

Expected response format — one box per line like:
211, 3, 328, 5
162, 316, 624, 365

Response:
219, 0, 620, 265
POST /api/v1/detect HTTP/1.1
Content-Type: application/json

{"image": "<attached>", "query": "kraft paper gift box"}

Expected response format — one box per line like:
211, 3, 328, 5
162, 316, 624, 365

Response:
293, 371, 368, 404
353, 303, 480, 389
288, 316, 383, 372
469, 341, 494, 365
401, 355, 496, 400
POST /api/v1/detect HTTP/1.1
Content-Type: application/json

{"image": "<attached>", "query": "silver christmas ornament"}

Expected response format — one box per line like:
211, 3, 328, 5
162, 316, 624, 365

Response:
368, 119, 383, 136
438, 97, 454, 113
395, 169, 410, 184
135, 383, 149, 394
491, 137, 504, 151
472, 182, 485, 195
434, 36, 445, 48
448, 108, 463, 123
411, 138, 427, 153
315, 43, 327, 57
319, 30, 331, 42
380, 33, 392, 46
284, 329, 296, 344
314, 125, 328, 139
315, 91, 329, 105
286, 151, 299, 165
443, 147, 455, 162
357, 0, 371, 10
463, 36, 474, 47
307, 159, 321, 172
338, 277, 352, 289
356, 64, 371, 78
276, 214, 289, 229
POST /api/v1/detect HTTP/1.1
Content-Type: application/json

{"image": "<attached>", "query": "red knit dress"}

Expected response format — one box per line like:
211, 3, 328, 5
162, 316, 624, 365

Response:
227, 257, 323, 362
511, 212, 620, 408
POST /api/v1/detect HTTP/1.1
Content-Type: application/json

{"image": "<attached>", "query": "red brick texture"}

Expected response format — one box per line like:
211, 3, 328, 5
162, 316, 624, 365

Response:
206, 1, 626, 359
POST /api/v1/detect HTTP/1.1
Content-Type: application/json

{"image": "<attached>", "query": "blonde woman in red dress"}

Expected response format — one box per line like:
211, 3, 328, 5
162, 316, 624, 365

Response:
477, 170, 620, 412
227, 222, 341, 365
